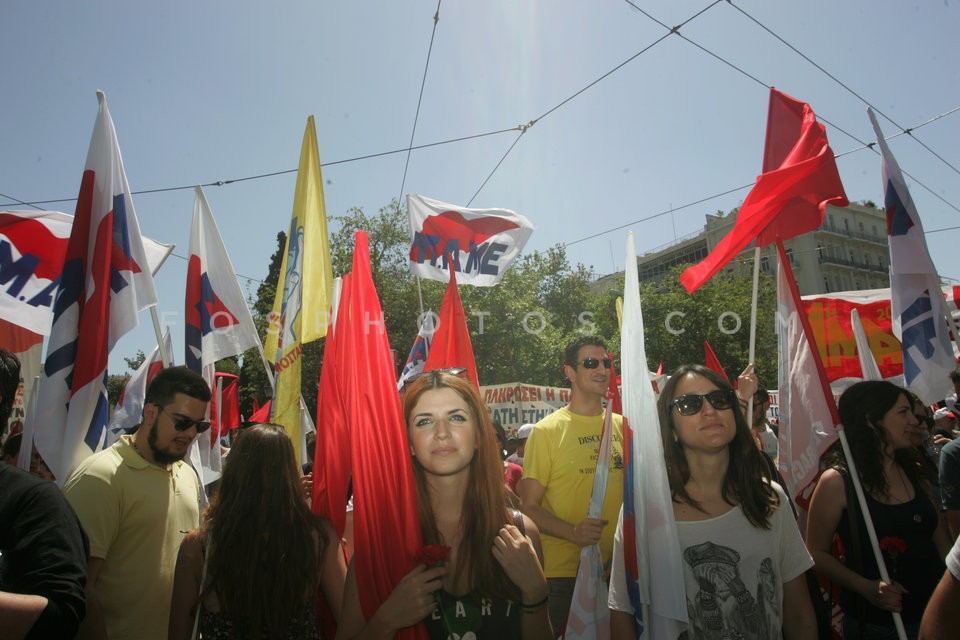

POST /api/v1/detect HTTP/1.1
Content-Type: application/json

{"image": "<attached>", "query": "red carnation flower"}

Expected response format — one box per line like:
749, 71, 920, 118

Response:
417, 544, 451, 568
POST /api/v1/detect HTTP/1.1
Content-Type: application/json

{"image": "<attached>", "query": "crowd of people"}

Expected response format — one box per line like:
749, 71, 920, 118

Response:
3, 339, 960, 640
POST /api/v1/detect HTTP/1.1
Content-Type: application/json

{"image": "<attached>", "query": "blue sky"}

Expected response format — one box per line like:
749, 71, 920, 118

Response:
2, 0, 958, 374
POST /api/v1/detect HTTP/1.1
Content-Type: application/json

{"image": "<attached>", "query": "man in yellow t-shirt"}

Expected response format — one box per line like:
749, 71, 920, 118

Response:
518, 336, 624, 636
64, 366, 210, 640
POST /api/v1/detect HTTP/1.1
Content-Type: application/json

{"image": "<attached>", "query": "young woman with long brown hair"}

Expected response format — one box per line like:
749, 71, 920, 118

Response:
168, 423, 347, 640
609, 364, 816, 639
337, 370, 552, 640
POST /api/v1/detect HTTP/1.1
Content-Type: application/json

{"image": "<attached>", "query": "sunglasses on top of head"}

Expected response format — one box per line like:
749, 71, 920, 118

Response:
577, 358, 613, 370
155, 404, 211, 434
671, 389, 737, 416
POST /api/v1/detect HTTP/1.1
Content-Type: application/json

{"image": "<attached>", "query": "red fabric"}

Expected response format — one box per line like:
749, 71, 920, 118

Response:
680, 88, 848, 293
422, 265, 480, 389
607, 352, 623, 415
312, 273, 353, 538
346, 232, 425, 640
249, 399, 271, 423
208, 372, 240, 439
703, 340, 731, 384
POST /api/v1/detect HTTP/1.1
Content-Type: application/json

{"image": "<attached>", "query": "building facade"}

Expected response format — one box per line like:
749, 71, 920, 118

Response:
597, 202, 890, 296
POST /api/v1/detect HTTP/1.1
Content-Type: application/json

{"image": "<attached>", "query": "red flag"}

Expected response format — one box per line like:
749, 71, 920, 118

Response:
312, 273, 353, 538
208, 372, 240, 438
249, 399, 271, 423
346, 232, 425, 640
422, 265, 480, 389
680, 88, 848, 293
703, 340, 731, 384
607, 352, 622, 416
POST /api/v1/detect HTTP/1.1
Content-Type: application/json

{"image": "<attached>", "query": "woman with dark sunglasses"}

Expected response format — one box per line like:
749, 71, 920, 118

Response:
805, 381, 949, 640
609, 364, 817, 640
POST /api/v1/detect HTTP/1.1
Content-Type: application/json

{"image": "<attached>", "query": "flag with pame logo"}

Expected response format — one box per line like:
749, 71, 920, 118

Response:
869, 109, 954, 406
407, 194, 534, 286
33, 91, 159, 484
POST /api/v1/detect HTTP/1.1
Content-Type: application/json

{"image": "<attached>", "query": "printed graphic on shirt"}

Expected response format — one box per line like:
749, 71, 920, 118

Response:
680, 541, 780, 640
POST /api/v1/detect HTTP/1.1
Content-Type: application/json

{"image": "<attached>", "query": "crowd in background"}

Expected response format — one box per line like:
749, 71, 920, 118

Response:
3, 340, 960, 640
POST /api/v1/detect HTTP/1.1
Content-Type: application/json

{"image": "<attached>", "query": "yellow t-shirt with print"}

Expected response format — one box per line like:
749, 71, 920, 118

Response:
522, 407, 624, 577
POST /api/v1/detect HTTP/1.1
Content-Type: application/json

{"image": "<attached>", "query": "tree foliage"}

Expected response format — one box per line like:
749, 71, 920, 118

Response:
230, 201, 778, 419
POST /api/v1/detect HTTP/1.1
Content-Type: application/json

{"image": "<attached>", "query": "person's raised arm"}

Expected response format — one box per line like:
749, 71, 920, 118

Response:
335, 559, 444, 640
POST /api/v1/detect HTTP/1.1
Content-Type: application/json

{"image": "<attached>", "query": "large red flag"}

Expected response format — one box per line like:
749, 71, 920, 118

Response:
312, 273, 353, 538
345, 232, 426, 640
680, 88, 848, 293
422, 265, 480, 389
703, 339, 731, 384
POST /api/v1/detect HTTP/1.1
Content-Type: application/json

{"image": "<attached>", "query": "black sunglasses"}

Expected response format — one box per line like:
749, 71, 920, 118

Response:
156, 404, 211, 434
671, 389, 736, 416
578, 358, 612, 370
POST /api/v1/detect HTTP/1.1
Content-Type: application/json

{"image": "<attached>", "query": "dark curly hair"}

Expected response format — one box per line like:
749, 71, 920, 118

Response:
824, 380, 927, 498
658, 364, 778, 529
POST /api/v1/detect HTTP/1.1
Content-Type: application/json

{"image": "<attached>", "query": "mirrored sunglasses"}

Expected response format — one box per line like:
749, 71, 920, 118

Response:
579, 358, 612, 370
671, 389, 736, 416
157, 404, 211, 434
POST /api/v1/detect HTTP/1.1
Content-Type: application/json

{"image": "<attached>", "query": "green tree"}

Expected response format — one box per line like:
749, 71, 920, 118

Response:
610, 264, 778, 384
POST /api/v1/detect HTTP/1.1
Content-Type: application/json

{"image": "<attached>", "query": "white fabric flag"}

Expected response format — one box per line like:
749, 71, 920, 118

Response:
107, 329, 173, 441
776, 254, 837, 513
621, 231, 687, 639
0, 210, 171, 335
407, 194, 534, 286
869, 109, 954, 406
34, 91, 159, 484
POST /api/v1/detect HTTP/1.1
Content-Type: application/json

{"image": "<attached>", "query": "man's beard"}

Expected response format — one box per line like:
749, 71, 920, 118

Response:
148, 421, 189, 465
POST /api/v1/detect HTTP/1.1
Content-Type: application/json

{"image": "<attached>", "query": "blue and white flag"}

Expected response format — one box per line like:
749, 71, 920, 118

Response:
869, 109, 955, 405
396, 320, 433, 390
34, 91, 159, 484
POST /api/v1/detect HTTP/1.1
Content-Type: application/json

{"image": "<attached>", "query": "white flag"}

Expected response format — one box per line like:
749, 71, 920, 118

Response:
407, 194, 534, 286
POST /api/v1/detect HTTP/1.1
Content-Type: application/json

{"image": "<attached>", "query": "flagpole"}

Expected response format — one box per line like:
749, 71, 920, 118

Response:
777, 241, 905, 640
837, 429, 908, 640
746, 245, 761, 420
150, 306, 171, 367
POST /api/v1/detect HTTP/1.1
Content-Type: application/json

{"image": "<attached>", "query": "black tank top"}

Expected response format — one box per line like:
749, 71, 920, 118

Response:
837, 476, 944, 624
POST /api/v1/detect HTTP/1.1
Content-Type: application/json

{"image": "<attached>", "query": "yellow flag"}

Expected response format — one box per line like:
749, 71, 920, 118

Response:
266, 116, 333, 463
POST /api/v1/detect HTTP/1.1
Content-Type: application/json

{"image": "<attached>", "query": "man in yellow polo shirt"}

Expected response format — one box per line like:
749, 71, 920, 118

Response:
518, 336, 624, 636
64, 366, 210, 640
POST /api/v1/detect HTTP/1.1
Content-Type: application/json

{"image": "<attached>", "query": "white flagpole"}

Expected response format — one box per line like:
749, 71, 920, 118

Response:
837, 429, 908, 640
150, 306, 171, 368
746, 245, 762, 420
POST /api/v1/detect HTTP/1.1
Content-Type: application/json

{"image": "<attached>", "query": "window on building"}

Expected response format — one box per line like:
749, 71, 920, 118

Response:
859, 221, 865, 232
760, 256, 770, 274
817, 245, 824, 263
786, 248, 795, 266
823, 277, 831, 293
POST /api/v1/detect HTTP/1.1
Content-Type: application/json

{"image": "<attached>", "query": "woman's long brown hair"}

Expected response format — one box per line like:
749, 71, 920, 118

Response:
202, 423, 326, 639
402, 371, 519, 599
658, 364, 779, 529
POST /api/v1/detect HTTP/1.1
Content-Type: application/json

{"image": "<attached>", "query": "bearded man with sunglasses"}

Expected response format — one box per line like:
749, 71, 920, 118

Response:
63, 366, 211, 640
518, 336, 624, 636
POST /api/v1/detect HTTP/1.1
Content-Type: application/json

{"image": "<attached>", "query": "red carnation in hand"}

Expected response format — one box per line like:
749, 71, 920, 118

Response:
879, 536, 907, 580
417, 544, 451, 568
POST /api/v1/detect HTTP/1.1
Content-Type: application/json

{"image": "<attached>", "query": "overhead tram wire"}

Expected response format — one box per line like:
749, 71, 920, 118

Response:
727, 0, 960, 179
464, 0, 723, 206
620, 0, 960, 217
397, 0, 443, 208
560, 106, 960, 251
